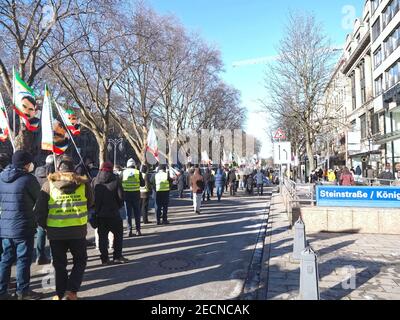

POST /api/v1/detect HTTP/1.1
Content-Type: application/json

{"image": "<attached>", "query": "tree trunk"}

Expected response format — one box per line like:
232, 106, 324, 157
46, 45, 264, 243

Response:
306, 134, 315, 178
95, 134, 107, 165
14, 125, 37, 156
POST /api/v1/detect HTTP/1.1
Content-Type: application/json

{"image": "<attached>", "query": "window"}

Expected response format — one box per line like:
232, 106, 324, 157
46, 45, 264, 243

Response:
382, 0, 400, 30
360, 114, 367, 139
351, 72, 357, 111
385, 60, 400, 88
372, 0, 380, 13
360, 61, 367, 104
370, 110, 380, 135
375, 75, 383, 96
374, 47, 382, 68
372, 18, 381, 41
383, 24, 400, 59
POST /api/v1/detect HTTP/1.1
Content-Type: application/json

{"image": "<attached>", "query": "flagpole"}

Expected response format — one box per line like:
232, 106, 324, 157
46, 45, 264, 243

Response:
46, 86, 58, 172
54, 100, 91, 179
12, 67, 16, 145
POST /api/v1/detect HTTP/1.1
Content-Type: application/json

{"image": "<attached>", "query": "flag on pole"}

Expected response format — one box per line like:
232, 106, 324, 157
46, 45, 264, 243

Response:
41, 86, 69, 155
147, 122, 159, 161
59, 107, 81, 136
0, 93, 11, 143
13, 69, 40, 132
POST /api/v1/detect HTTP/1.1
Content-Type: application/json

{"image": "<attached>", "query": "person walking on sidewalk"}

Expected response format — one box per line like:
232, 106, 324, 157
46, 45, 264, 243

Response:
339, 167, 355, 186
202, 168, 212, 202
215, 168, 226, 202
228, 168, 237, 196
122, 159, 144, 237
246, 173, 254, 195
140, 164, 152, 224
151, 165, 172, 225
255, 170, 264, 196
0, 151, 42, 300
35, 156, 94, 300
92, 162, 128, 265
34, 155, 55, 266
191, 166, 204, 214
177, 170, 185, 199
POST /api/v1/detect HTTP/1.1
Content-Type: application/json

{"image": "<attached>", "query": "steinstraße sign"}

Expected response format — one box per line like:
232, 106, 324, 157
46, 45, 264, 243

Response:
316, 186, 400, 208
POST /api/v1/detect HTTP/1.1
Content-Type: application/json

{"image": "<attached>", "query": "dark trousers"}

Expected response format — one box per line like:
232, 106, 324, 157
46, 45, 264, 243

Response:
98, 218, 123, 262
140, 197, 150, 223
178, 188, 184, 198
0, 237, 34, 295
230, 183, 236, 196
257, 184, 264, 196
124, 193, 141, 232
156, 192, 170, 223
50, 238, 87, 298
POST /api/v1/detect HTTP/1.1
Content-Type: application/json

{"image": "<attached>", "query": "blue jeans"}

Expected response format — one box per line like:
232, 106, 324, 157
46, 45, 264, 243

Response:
202, 184, 211, 201
216, 186, 224, 201
36, 227, 50, 261
0, 238, 34, 295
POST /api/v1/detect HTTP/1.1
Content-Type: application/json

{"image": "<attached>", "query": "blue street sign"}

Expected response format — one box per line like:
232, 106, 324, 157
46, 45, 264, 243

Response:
316, 186, 400, 208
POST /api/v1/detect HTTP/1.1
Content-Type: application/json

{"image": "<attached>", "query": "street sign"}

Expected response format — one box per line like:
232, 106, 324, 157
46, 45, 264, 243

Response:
274, 128, 286, 140
316, 186, 400, 208
273, 142, 291, 165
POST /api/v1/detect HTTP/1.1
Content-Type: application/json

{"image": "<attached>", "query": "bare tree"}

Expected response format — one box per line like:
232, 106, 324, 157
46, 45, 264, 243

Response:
263, 12, 336, 173
47, 2, 133, 163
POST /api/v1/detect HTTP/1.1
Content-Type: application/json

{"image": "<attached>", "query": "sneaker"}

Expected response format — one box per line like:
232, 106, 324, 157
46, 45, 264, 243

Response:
36, 257, 51, 266
162, 221, 170, 225
52, 295, 62, 301
113, 257, 129, 264
128, 230, 134, 238
17, 290, 43, 301
196, 211, 201, 215
63, 291, 78, 301
135, 230, 142, 236
101, 260, 111, 266
157, 221, 162, 226
143, 220, 152, 224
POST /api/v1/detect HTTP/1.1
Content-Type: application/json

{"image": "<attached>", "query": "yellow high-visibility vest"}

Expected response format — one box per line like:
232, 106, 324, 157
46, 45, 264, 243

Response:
122, 168, 140, 192
140, 173, 149, 193
155, 171, 170, 192
47, 183, 88, 228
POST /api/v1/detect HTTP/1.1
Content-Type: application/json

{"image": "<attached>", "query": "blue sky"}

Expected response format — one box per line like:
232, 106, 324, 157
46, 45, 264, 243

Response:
147, 0, 364, 157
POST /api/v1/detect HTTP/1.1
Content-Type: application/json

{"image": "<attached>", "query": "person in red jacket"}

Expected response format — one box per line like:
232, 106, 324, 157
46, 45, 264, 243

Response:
340, 167, 355, 186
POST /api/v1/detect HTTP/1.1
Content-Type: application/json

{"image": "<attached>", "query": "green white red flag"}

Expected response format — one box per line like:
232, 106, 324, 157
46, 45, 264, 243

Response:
41, 85, 69, 155
59, 107, 81, 136
13, 69, 40, 132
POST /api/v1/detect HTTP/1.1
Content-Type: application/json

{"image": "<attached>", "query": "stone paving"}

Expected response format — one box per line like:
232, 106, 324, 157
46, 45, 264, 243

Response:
264, 193, 400, 300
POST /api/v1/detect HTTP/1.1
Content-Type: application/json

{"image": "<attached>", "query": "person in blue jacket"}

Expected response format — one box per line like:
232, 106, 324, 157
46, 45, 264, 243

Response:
215, 168, 226, 202
0, 151, 42, 300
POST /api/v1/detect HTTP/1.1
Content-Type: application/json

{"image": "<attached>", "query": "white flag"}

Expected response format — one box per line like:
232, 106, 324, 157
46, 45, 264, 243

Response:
147, 122, 159, 161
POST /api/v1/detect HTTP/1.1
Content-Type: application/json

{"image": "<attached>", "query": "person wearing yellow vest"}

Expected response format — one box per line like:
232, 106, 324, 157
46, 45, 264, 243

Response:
122, 159, 145, 237
150, 164, 173, 225
35, 156, 94, 301
139, 164, 152, 224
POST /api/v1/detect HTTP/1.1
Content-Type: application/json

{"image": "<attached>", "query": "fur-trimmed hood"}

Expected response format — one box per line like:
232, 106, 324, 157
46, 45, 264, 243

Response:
48, 171, 89, 193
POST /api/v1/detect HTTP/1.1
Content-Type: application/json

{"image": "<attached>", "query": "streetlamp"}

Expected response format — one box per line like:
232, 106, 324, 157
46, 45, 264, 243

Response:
108, 138, 124, 168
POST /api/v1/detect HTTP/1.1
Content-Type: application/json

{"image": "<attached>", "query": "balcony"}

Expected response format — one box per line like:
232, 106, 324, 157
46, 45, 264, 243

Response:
343, 31, 371, 74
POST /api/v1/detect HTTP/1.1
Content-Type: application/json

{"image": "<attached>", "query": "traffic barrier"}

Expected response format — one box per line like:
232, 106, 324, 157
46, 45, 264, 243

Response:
299, 247, 320, 300
292, 217, 306, 261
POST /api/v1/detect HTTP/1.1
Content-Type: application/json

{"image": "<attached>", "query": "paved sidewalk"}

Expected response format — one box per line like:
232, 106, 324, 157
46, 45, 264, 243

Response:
263, 193, 400, 300
27, 190, 271, 300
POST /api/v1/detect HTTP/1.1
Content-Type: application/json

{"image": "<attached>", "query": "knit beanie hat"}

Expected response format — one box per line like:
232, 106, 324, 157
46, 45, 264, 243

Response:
12, 151, 33, 168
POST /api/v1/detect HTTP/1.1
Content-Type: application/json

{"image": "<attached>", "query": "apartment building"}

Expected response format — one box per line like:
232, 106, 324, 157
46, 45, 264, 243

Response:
341, 1, 376, 172
370, 0, 400, 174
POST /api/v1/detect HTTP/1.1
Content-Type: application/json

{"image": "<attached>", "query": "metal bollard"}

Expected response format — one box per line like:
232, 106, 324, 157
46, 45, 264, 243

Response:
292, 217, 306, 261
299, 247, 320, 300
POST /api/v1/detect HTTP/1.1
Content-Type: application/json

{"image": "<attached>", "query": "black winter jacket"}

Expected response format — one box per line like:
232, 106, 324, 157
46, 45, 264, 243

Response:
0, 166, 40, 239
92, 171, 124, 219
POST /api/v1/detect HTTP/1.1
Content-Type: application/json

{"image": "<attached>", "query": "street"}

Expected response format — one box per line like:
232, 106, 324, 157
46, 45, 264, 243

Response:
30, 190, 272, 300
